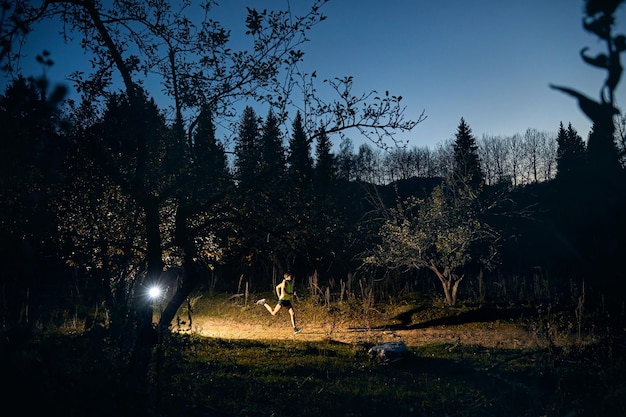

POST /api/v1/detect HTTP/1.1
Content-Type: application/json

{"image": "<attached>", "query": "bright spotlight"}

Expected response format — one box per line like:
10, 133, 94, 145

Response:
148, 285, 162, 300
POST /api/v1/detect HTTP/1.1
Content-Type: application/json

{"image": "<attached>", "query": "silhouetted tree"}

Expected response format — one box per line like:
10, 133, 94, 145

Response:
453, 118, 484, 190
355, 143, 381, 183
549, 0, 626, 313
53, 89, 182, 371
260, 109, 286, 183
551, 0, 624, 179
192, 105, 229, 191
0, 76, 67, 331
251, 109, 290, 280
314, 124, 335, 190
522, 128, 556, 183
587, 120, 622, 177
1, 0, 423, 388
287, 111, 313, 190
479, 135, 509, 185
384, 145, 437, 180
234, 106, 261, 189
309, 125, 343, 278
336, 136, 355, 181
556, 122, 587, 180
283, 111, 315, 272
231, 106, 279, 280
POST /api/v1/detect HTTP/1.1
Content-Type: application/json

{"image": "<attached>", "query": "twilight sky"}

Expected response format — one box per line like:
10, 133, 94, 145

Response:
4, 0, 626, 150
297, 0, 625, 148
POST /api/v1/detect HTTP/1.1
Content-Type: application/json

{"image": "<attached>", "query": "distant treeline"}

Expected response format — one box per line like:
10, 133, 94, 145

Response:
2, 78, 624, 325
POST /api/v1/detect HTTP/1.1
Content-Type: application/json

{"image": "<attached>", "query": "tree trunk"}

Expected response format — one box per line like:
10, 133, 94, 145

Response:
428, 263, 465, 306
443, 281, 454, 306
157, 205, 204, 333
430, 265, 448, 304
129, 196, 164, 386
450, 276, 463, 306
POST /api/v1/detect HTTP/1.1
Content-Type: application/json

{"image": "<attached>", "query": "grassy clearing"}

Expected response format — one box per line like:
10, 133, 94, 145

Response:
161, 335, 538, 417
3, 294, 625, 417
155, 333, 624, 417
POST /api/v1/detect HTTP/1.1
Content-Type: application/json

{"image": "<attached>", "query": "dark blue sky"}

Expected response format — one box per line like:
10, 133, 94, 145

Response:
4, 0, 625, 150
298, 0, 625, 147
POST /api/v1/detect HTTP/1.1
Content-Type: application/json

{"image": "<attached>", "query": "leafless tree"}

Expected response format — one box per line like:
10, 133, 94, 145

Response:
479, 134, 510, 185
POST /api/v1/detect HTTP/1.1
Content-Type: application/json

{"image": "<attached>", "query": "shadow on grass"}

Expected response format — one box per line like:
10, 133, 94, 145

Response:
367, 306, 539, 331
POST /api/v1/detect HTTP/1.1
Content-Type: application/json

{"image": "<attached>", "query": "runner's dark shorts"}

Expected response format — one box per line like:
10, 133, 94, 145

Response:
278, 299, 293, 308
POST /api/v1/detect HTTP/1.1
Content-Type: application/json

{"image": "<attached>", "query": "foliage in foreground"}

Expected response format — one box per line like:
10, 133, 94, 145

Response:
3, 319, 624, 417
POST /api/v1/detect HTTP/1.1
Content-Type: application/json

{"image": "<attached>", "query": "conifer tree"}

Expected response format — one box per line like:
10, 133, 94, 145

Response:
312, 125, 338, 228
258, 109, 286, 225
259, 109, 285, 182
587, 121, 622, 177
314, 125, 335, 190
453, 118, 484, 190
192, 105, 229, 190
309, 125, 341, 276
281, 111, 314, 271
287, 111, 313, 189
556, 122, 587, 180
234, 106, 261, 189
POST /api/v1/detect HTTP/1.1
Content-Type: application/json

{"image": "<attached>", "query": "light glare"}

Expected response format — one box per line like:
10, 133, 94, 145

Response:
148, 286, 162, 300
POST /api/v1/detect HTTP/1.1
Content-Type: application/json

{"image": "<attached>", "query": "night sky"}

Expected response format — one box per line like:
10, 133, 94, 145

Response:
4, 0, 625, 150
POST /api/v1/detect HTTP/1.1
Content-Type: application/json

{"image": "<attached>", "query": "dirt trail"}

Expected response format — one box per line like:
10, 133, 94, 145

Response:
187, 316, 546, 350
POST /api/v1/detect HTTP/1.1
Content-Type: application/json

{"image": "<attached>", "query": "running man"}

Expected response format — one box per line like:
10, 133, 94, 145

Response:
256, 272, 301, 334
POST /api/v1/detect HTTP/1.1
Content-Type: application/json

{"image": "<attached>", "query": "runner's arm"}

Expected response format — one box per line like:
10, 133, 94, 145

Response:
275, 281, 284, 298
